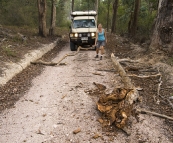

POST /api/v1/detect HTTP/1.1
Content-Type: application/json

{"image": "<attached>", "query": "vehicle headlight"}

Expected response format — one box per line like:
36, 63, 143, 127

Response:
74, 33, 78, 37
91, 32, 95, 37
79, 34, 82, 37
88, 33, 91, 37
70, 33, 74, 37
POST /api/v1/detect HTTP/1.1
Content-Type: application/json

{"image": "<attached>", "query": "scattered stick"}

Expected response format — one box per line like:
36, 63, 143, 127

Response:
92, 72, 104, 76
128, 73, 161, 78
73, 128, 81, 134
137, 108, 173, 121
157, 70, 162, 96
166, 99, 173, 109
139, 69, 158, 73
61, 94, 67, 99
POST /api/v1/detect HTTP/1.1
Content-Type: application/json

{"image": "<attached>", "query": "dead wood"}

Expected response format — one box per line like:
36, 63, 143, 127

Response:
1, 31, 14, 38
96, 69, 116, 72
73, 128, 81, 134
125, 66, 139, 71
31, 46, 81, 66
111, 53, 134, 89
95, 54, 140, 132
137, 108, 173, 121
118, 58, 141, 63
93, 82, 106, 91
31, 60, 57, 66
166, 99, 173, 109
92, 72, 104, 76
128, 73, 161, 78
157, 72, 162, 97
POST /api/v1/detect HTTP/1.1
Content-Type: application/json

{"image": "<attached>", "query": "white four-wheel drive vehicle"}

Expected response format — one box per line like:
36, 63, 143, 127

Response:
69, 11, 97, 51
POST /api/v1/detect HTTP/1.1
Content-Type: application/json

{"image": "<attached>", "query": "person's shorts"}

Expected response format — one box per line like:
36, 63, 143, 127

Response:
96, 40, 106, 48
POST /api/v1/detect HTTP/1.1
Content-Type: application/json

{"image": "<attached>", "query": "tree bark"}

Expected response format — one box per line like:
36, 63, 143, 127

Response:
72, 0, 74, 12
129, 0, 140, 37
49, 0, 56, 36
95, 0, 99, 22
37, 0, 47, 37
111, 0, 119, 33
106, 0, 111, 32
150, 0, 173, 53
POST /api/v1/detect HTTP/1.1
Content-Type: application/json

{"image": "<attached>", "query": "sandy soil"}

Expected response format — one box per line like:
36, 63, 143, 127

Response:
0, 45, 172, 143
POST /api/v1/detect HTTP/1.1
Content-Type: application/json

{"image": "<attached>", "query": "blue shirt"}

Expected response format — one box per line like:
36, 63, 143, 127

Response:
98, 29, 105, 41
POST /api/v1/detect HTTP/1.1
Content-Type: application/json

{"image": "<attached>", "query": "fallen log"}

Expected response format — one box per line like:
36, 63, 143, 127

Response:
111, 53, 134, 89
136, 108, 173, 121
118, 58, 141, 63
31, 46, 81, 66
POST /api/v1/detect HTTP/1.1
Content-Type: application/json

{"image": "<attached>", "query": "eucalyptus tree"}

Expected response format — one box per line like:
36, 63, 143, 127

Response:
72, 0, 74, 12
111, 0, 119, 33
37, 0, 47, 37
150, 0, 173, 52
49, 0, 57, 36
130, 0, 140, 37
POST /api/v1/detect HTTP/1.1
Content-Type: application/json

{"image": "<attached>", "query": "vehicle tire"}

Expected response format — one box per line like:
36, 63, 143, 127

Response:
70, 42, 76, 51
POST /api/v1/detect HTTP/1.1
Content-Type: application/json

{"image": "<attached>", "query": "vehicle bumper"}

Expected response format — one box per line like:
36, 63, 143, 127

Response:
70, 37, 95, 45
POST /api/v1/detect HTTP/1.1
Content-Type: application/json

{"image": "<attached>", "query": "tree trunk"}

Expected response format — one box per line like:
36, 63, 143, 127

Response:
72, 0, 74, 12
106, 0, 111, 32
128, 12, 133, 35
150, 0, 173, 53
37, 0, 47, 37
129, 0, 140, 37
49, 0, 56, 36
95, 0, 99, 23
111, 0, 119, 33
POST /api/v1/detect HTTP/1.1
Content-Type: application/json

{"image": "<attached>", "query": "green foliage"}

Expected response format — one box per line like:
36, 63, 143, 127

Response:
0, 0, 158, 39
115, 0, 157, 39
0, 0, 38, 27
74, 0, 95, 11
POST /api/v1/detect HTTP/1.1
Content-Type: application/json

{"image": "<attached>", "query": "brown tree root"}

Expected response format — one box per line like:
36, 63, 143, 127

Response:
96, 54, 139, 134
136, 108, 173, 121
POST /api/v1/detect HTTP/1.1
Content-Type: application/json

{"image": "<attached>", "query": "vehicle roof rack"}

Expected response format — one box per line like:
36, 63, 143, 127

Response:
71, 11, 97, 16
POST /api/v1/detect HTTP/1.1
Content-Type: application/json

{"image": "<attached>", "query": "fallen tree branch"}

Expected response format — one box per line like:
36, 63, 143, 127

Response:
137, 108, 173, 121
31, 46, 81, 66
118, 58, 141, 63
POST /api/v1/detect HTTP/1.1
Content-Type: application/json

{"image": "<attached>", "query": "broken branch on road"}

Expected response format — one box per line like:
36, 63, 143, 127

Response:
31, 46, 81, 66
136, 108, 173, 121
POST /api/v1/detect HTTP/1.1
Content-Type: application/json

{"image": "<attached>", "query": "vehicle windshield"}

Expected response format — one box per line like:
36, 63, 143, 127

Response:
73, 19, 96, 28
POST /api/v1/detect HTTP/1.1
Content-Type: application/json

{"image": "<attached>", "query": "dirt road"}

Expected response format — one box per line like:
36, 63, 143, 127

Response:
0, 45, 171, 143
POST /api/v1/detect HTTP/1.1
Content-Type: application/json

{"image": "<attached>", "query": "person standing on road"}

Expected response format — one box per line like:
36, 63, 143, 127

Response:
95, 23, 107, 60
